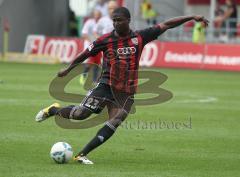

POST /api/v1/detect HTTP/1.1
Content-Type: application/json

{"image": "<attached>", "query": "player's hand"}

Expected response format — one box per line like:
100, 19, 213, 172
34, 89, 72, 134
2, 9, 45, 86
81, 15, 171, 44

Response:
193, 15, 209, 27
57, 68, 70, 77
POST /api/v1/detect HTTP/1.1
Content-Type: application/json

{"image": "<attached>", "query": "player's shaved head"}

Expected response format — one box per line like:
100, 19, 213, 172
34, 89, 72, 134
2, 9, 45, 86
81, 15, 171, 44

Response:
112, 7, 131, 37
113, 7, 131, 20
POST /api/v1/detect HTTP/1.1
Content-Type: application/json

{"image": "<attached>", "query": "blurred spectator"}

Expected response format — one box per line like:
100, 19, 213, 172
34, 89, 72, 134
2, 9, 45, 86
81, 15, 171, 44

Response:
141, 0, 149, 21
214, 1, 224, 37
80, 9, 102, 85
215, 1, 224, 17
95, 0, 109, 17
141, 0, 158, 25
192, 22, 206, 44
94, 0, 118, 37
215, 0, 238, 40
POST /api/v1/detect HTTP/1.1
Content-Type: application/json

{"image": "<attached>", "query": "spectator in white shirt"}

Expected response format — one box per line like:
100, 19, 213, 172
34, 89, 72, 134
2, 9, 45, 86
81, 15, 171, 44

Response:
95, 0, 109, 17
94, 0, 118, 37
80, 9, 102, 85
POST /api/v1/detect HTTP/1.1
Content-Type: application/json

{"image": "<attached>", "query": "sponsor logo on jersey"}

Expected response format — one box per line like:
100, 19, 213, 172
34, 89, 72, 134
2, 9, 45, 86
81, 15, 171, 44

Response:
117, 47, 136, 55
88, 43, 94, 51
131, 37, 138, 45
117, 47, 137, 59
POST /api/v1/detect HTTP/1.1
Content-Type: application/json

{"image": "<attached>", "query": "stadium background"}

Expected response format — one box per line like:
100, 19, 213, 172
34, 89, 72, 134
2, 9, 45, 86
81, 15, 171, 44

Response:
0, 0, 239, 177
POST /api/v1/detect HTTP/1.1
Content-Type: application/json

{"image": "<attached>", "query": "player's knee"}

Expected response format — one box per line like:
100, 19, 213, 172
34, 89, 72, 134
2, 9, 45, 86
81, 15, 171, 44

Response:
71, 106, 92, 120
109, 109, 128, 128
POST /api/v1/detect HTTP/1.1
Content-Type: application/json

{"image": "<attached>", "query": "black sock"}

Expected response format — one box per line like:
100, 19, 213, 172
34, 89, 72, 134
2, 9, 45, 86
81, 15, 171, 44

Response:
49, 107, 60, 116
78, 122, 116, 156
55, 105, 75, 119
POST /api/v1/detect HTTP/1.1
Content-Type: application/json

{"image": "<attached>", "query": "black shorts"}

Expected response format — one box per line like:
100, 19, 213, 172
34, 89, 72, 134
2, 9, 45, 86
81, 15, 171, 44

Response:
81, 83, 134, 114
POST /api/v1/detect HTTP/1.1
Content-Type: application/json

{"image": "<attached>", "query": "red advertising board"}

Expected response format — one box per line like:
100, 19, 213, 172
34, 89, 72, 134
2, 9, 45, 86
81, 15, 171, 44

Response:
141, 41, 240, 71
187, 0, 240, 5
24, 35, 83, 63
24, 35, 240, 71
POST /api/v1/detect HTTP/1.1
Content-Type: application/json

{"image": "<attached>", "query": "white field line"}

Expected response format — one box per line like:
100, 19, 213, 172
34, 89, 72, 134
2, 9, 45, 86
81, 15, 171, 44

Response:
175, 94, 218, 104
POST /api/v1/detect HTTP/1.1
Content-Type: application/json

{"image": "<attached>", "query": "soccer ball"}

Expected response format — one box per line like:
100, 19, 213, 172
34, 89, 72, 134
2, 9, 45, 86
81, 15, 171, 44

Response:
50, 142, 73, 164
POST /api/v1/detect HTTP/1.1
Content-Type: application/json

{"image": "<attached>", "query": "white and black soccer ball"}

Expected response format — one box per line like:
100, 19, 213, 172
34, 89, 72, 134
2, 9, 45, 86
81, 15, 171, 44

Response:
50, 142, 73, 164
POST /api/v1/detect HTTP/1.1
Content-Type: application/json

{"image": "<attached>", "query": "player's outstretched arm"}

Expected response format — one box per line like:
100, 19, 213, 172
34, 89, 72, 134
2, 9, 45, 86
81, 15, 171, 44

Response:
57, 51, 89, 77
159, 15, 209, 32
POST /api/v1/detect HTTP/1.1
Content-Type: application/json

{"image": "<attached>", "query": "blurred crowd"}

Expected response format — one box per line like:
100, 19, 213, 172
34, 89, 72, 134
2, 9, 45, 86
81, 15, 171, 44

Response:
140, 0, 158, 25
214, 0, 238, 42
68, 0, 239, 44
68, 0, 119, 37
188, 0, 238, 44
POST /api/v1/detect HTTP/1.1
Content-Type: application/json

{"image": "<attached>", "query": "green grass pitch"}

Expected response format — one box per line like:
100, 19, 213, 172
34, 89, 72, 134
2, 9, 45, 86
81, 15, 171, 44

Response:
0, 62, 239, 177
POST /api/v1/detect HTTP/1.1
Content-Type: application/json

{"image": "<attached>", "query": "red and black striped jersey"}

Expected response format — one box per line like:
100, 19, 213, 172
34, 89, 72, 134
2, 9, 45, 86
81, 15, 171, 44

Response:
84, 25, 163, 93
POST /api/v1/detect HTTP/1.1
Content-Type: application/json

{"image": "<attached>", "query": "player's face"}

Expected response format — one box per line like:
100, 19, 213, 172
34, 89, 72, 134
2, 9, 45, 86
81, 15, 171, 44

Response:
112, 14, 130, 35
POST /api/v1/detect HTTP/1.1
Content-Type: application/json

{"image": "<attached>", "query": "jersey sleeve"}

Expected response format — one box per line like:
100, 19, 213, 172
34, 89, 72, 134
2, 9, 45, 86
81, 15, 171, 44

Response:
137, 25, 163, 46
85, 38, 104, 57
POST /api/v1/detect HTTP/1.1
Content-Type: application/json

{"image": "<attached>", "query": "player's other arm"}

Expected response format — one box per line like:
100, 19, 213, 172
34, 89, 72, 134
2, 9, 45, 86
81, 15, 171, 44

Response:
57, 19, 100, 77
159, 15, 209, 32
58, 37, 103, 77
57, 50, 90, 77
138, 15, 209, 45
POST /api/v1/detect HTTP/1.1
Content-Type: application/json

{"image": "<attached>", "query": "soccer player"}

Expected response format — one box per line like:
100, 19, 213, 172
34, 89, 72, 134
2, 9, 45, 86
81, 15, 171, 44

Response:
36, 7, 208, 164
